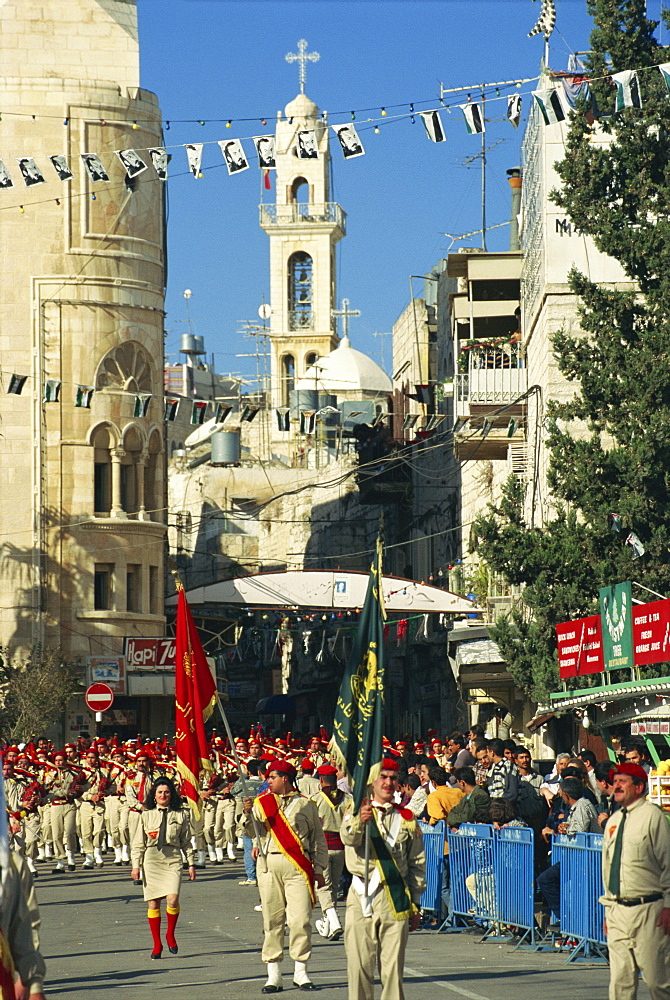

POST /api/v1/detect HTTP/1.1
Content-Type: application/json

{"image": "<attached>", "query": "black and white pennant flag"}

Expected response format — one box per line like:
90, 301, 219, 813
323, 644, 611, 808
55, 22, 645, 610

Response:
0, 160, 14, 189
149, 148, 168, 181
81, 154, 109, 182
612, 70, 642, 112
459, 103, 485, 134
332, 123, 365, 158
297, 130, 319, 159
507, 95, 522, 129
116, 149, 148, 179
185, 144, 203, 178
164, 397, 180, 421
7, 374, 27, 395
43, 379, 61, 403
215, 403, 232, 424
49, 155, 73, 182
191, 400, 209, 425
219, 139, 249, 175
300, 410, 316, 434
16, 158, 46, 187
240, 405, 260, 423
253, 136, 276, 169
275, 407, 290, 431
134, 393, 152, 417
420, 110, 446, 143
532, 88, 567, 125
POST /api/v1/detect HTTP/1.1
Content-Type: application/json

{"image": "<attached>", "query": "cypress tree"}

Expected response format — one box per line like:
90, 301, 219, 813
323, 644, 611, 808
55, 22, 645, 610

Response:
473, 0, 670, 702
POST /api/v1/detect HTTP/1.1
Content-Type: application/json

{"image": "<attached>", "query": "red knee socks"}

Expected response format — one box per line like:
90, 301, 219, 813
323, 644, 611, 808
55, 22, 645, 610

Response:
147, 908, 161, 955
166, 904, 180, 950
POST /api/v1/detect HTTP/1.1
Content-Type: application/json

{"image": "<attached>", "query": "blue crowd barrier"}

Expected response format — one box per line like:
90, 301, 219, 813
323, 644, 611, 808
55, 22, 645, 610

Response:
551, 832, 606, 960
418, 820, 445, 915
496, 826, 535, 939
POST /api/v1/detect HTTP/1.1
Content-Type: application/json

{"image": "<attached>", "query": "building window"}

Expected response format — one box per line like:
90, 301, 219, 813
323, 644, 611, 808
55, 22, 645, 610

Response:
281, 354, 295, 406
127, 564, 142, 613
94, 461, 110, 515
291, 177, 309, 203
94, 564, 114, 610
149, 566, 159, 616
305, 351, 318, 368
288, 251, 313, 330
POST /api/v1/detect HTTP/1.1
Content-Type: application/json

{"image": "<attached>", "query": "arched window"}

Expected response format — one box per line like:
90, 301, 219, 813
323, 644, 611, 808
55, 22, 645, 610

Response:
281, 354, 295, 406
121, 426, 143, 516
145, 430, 163, 522
92, 426, 112, 515
291, 177, 309, 203
288, 251, 313, 330
305, 351, 318, 369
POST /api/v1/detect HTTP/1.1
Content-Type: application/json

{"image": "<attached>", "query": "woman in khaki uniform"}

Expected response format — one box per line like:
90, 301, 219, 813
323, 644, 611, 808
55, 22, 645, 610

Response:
130, 777, 195, 959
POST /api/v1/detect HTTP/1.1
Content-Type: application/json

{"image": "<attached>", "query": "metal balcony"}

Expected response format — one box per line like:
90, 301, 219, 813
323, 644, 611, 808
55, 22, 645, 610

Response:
456, 348, 526, 407
259, 202, 346, 233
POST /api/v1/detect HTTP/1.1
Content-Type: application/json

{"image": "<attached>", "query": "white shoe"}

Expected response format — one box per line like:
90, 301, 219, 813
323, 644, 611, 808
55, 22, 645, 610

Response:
94, 849, 104, 866
114, 847, 123, 864
37, 847, 45, 861
44, 845, 52, 858
254, 904, 263, 912
66, 852, 76, 869
238, 878, 257, 885
83, 855, 94, 869
227, 843, 236, 861
315, 918, 328, 938
264, 962, 282, 991
27, 859, 37, 874
293, 961, 313, 988
236, 837, 244, 850
121, 845, 130, 863
197, 850, 207, 867
107, 835, 114, 849
326, 906, 343, 940
215, 847, 224, 863
207, 846, 217, 862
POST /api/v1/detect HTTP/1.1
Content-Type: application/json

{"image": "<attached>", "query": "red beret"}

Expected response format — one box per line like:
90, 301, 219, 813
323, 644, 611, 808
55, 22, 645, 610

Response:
301, 758, 314, 772
267, 758, 297, 777
381, 758, 400, 772
611, 762, 648, 785
316, 764, 337, 776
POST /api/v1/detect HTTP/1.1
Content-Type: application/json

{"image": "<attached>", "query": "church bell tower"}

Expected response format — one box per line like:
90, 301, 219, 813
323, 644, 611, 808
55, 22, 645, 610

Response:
260, 40, 345, 408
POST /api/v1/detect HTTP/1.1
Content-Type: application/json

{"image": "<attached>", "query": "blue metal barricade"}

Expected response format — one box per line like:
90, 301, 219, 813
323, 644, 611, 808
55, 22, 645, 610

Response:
551, 832, 607, 960
418, 820, 445, 915
447, 823, 497, 923
496, 826, 536, 943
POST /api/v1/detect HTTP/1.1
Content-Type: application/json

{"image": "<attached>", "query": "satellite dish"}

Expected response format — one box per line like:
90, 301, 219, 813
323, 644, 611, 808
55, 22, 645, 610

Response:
258, 303, 272, 320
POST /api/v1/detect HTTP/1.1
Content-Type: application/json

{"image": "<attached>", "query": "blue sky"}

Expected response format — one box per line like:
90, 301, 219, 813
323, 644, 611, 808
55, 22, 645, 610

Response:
135, 0, 648, 384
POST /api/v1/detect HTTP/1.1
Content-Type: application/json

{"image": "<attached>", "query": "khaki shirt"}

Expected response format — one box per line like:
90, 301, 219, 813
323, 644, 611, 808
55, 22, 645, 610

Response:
2, 853, 45, 993
312, 788, 352, 834
244, 792, 329, 876
601, 795, 670, 908
340, 801, 426, 904
44, 766, 79, 802
131, 807, 195, 867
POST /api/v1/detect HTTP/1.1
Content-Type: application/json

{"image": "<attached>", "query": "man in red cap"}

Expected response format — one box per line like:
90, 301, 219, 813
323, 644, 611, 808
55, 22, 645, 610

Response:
243, 759, 328, 993
601, 761, 670, 999
296, 759, 319, 798
313, 764, 352, 941
340, 757, 425, 1000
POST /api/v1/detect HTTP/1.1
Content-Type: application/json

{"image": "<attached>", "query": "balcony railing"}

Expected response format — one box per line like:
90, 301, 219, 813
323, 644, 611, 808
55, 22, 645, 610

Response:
259, 202, 346, 232
456, 348, 526, 405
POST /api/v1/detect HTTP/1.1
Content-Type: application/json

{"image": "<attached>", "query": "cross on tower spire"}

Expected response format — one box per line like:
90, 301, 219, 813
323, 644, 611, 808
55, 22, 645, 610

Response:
332, 297, 361, 340
285, 39, 320, 95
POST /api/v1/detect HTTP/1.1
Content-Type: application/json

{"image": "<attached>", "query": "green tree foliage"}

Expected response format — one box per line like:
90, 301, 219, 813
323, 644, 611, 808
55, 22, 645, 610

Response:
474, 0, 670, 702
0, 647, 80, 741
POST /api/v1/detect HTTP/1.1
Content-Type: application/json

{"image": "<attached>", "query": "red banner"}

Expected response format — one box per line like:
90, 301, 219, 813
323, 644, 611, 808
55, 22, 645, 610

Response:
632, 598, 670, 666
175, 587, 217, 817
556, 615, 604, 678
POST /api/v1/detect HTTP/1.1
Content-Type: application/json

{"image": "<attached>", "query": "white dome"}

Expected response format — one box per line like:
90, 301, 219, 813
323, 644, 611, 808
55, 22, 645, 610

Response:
296, 337, 392, 395
285, 92, 319, 120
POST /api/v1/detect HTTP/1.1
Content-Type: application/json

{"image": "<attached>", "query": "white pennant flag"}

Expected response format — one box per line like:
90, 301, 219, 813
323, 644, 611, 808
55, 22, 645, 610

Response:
253, 135, 276, 169
507, 94, 522, 129
218, 139, 249, 175
459, 103, 485, 134
116, 149, 147, 179
659, 63, 670, 97
185, 143, 203, 178
332, 123, 365, 158
532, 88, 567, 125
49, 155, 73, 182
16, 158, 46, 187
81, 153, 109, 182
296, 130, 319, 159
149, 148, 168, 181
420, 110, 446, 143
612, 70, 642, 112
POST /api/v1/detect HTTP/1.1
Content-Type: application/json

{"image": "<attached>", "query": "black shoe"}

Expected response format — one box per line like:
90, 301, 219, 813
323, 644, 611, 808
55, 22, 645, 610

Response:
51, 867, 65, 874
261, 987, 282, 995
133, 879, 143, 886
293, 983, 316, 991
168, 945, 178, 955
150, 950, 162, 960
67, 864, 76, 872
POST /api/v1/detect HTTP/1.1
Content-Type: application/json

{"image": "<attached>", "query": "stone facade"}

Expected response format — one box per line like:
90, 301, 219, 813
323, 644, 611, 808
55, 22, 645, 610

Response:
0, 0, 167, 733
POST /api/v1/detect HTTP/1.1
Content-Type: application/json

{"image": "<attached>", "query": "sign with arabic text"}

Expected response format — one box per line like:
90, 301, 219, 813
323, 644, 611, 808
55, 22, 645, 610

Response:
599, 582, 634, 671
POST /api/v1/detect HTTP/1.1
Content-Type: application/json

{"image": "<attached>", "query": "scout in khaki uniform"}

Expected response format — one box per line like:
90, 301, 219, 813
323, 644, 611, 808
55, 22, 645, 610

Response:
313, 763, 352, 941
215, 770, 238, 861
104, 750, 128, 864
79, 749, 110, 867
131, 776, 195, 959
124, 751, 162, 875
601, 761, 670, 1000
44, 751, 82, 873
340, 757, 426, 1000
243, 758, 328, 994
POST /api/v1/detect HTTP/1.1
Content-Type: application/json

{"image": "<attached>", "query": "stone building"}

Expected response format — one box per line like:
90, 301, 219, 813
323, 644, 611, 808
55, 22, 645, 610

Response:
0, 0, 168, 736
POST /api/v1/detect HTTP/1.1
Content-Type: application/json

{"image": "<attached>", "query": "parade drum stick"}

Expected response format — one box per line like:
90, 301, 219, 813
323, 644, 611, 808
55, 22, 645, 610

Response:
215, 694, 267, 859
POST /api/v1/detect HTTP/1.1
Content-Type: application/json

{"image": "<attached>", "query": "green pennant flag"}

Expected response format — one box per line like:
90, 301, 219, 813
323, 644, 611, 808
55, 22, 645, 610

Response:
43, 379, 61, 403
75, 385, 94, 408
329, 536, 386, 813
507, 417, 517, 438
134, 393, 151, 417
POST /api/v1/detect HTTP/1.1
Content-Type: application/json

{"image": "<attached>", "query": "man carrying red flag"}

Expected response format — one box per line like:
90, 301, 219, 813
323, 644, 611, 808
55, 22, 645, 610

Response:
174, 584, 217, 817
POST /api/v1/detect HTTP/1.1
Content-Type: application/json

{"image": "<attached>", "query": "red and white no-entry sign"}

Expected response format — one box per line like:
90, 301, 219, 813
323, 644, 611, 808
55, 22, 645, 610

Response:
85, 683, 114, 713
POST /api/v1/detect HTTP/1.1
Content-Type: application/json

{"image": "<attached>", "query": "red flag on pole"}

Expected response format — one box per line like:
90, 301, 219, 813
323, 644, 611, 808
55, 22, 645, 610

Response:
264, 169, 272, 190
175, 585, 217, 817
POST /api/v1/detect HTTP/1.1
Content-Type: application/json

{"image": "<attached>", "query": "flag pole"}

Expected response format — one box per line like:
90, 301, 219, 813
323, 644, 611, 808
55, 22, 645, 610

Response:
215, 693, 267, 859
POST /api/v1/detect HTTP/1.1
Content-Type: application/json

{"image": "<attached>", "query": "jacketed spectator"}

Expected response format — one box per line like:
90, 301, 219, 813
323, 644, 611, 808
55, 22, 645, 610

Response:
447, 768, 491, 827
514, 747, 543, 789
485, 739, 519, 801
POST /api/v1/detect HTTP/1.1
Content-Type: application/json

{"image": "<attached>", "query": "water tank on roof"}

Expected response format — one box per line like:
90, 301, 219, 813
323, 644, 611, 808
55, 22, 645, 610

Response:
210, 430, 241, 466
193, 335, 205, 355
289, 388, 318, 418
180, 333, 197, 354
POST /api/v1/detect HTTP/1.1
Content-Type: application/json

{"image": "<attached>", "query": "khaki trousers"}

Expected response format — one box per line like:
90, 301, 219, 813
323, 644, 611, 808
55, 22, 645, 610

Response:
118, 804, 130, 847
39, 805, 52, 847
607, 900, 670, 1000
202, 804, 217, 848
51, 803, 77, 860
317, 849, 345, 912
215, 799, 236, 847
80, 800, 106, 853
105, 796, 122, 848
23, 814, 40, 860
257, 852, 313, 964
344, 888, 409, 1000
126, 809, 142, 851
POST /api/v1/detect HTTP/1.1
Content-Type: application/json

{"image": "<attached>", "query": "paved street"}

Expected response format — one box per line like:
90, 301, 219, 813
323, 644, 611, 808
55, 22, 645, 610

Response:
32, 853, 648, 1000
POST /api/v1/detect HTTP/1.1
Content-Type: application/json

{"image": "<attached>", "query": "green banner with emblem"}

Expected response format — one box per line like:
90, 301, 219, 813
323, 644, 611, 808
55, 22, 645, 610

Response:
329, 535, 386, 813
599, 581, 634, 671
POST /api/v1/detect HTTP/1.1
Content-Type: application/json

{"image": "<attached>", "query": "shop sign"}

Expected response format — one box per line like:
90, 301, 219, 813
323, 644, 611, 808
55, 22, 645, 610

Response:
87, 656, 126, 694
632, 598, 670, 665
599, 582, 634, 671
124, 637, 176, 670
556, 615, 604, 679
